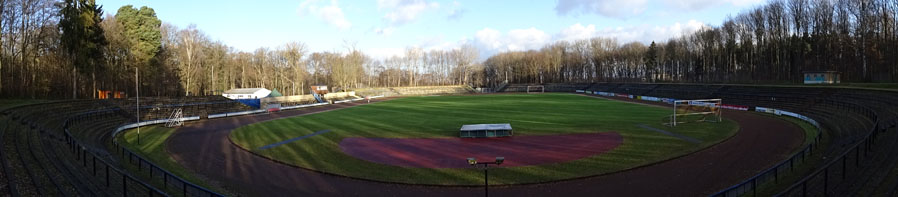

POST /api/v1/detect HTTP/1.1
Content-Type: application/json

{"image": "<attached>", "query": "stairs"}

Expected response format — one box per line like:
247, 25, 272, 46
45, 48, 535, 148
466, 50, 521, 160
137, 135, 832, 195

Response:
311, 90, 325, 103
495, 82, 509, 92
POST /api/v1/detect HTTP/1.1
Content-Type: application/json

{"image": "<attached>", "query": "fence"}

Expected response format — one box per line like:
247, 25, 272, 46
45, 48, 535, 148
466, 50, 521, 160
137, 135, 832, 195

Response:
711, 99, 882, 197
577, 89, 883, 196
62, 127, 169, 196
105, 95, 387, 195
1, 95, 394, 196
709, 108, 823, 197
777, 118, 891, 196
70, 108, 224, 196
0, 102, 169, 197
580, 89, 825, 197
111, 142, 223, 197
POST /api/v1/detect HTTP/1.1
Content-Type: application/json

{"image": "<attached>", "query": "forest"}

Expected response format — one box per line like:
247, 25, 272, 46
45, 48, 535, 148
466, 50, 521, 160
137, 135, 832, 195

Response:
1, 0, 897, 99
485, 0, 898, 85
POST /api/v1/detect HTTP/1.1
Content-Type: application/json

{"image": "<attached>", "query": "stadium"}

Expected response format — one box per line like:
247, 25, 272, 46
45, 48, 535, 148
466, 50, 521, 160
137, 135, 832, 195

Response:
3, 0, 898, 196
2, 83, 897, 196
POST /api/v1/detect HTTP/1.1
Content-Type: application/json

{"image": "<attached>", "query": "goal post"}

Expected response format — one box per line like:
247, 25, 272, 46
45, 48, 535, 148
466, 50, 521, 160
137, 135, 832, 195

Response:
526, 85, 545, 93
666, 99, 722, 126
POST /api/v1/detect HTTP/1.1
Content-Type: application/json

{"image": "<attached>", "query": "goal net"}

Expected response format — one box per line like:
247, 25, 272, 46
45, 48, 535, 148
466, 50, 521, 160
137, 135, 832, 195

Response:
527, 85, 545, 93
665, 99, 722, 126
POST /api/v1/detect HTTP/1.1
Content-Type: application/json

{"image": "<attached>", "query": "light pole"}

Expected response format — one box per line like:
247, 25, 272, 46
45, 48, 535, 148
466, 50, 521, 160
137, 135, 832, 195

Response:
467, 157, 504, 197
135, 66, 140, 145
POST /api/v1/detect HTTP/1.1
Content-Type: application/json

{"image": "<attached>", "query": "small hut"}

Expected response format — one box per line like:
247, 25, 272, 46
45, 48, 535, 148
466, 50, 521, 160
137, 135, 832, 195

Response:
803, 71, 841, 84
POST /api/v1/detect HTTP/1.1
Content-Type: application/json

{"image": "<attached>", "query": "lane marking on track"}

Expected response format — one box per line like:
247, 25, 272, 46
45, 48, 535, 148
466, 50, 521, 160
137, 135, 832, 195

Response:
637, 124, 702, 144
258, 129, 332, 150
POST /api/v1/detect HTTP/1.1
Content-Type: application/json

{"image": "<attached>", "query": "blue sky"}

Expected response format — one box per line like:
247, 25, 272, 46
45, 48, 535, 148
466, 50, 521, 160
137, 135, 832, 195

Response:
96, 0, 768, 59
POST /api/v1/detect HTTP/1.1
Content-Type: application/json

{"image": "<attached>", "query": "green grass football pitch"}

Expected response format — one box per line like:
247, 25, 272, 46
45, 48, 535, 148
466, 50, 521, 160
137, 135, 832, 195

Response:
229, 93, 738, 185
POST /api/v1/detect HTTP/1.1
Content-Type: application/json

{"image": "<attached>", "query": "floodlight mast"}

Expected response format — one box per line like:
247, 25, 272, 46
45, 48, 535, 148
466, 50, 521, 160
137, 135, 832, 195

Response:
468, 157, 504, 197
136, 67, 140, 145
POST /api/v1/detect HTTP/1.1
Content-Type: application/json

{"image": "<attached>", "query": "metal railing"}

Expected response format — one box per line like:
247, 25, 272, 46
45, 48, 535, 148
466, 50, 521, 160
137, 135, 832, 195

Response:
2, 98, 347, 196
777, 118, 891, 196
710, 109, 823, 197
0, 102, 169, 196
711, 99, 882, 197
73, 108, 225, 197
111, 142, 223, 197
577, 88, 885, 197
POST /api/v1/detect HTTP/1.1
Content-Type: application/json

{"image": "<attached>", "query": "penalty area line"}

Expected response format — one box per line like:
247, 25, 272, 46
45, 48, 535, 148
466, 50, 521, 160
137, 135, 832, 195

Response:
258, 129, 332, 150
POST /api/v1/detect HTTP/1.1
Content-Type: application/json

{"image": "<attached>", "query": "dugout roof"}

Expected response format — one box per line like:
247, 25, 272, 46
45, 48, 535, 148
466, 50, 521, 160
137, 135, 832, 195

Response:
460, 123, 512, 131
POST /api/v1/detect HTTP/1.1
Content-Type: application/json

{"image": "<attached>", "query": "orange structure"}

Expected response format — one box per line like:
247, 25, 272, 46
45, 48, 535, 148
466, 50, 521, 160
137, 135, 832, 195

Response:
97, 90, 126, 99
310, 85, 329, 95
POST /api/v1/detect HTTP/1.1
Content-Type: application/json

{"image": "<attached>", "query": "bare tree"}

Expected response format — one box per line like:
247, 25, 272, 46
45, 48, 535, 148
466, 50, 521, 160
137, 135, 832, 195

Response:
177, 24, 205, 96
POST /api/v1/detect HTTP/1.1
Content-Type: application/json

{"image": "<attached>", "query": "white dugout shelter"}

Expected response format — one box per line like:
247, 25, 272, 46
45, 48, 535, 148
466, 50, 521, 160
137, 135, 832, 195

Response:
460, 123, 513, 138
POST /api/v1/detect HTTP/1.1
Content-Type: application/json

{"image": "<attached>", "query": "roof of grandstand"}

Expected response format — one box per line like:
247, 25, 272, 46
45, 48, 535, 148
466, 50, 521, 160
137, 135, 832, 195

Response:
223, 88, 269, 95
269, 89, 283, 97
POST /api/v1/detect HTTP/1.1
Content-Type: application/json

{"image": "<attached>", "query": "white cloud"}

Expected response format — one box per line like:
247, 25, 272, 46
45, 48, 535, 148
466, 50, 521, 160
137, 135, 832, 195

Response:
364, 20, 709, 61
447, 1, 465, 20
474, 27, 550, 52
365, 47, 407, 60
506, 28, 552, 51
298, 0, 352, 30
464, 20, 706, 58
374, 27, 396, 36
557, 23, 597, 42
664, 0, 766, 11
365, 36, 472, 60
594, 20, 708, 43
475, 28, 503, 50
727, 0, 765, 7
555, 0, 649, 19
377, 0, 440, 25
664, 0, 719, 11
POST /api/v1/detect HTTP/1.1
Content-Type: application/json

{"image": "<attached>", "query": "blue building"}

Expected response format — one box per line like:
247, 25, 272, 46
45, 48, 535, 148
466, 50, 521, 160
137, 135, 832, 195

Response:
803, 71, 841, 84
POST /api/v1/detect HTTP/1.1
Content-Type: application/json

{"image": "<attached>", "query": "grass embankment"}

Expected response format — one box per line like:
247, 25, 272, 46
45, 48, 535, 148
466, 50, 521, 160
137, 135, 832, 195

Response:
118, 126, 231, 195
230, 93, 739, 185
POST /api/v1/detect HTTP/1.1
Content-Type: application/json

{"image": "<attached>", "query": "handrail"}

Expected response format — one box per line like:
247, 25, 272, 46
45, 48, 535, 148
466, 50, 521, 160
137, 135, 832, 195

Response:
709, 107, 824, 197
2, 102, 170, 196
711, 99, 880, 196
107, 96, 382, 195
775, 112, 883, 196
576, 89, 876, 197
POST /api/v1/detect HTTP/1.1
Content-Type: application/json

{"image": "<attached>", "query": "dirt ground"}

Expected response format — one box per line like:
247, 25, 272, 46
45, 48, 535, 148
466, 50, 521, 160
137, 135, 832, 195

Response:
166, 95, 803, 196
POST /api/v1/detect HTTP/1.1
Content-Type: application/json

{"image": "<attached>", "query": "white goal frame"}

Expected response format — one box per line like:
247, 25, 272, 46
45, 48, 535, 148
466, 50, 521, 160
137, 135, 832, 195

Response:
667, 99, 722, 126
527, 85, 545, 93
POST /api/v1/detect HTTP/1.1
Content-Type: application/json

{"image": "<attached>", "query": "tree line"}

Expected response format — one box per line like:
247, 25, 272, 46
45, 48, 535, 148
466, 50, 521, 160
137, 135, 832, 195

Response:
484, 0, 898, 86
2, 0, 897, 99
0, 0, 481, 98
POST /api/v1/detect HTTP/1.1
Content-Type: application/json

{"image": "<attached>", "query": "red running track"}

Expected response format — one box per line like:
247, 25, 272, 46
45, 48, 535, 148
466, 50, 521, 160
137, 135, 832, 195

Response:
340, 132, 623, 168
